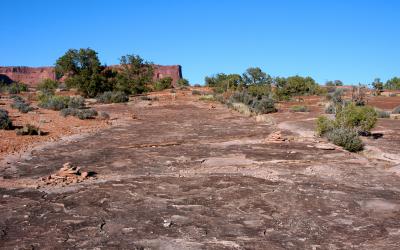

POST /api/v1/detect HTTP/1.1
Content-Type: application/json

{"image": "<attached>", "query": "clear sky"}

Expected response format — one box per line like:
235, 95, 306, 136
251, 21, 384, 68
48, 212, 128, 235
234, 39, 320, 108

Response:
1, 0, 399, 85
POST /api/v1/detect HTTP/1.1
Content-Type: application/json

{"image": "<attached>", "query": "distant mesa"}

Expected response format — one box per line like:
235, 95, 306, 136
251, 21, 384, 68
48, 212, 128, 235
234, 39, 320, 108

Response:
0, 65, 182, 86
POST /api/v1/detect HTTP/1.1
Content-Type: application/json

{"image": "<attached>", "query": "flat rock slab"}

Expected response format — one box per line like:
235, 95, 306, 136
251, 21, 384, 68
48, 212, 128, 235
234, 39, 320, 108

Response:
1, 94, 400, 249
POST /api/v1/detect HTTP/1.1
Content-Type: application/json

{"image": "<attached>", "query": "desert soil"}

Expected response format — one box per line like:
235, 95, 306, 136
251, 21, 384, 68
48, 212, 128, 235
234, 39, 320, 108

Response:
1, 90, 400, 249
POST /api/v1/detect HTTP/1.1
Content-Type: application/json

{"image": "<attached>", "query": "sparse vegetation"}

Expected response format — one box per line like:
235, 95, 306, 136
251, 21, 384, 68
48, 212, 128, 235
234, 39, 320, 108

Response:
0, 109, 12, 129
68, 96, 85, 109
326, 127, 364, 152
177, 78, 189, 87
39, 94, 70, 110
154, 77, 173, 91
6, 82, 28, 94
290, 105, 309, 112
37, 79, 59, 94
16, 124, 42, 136
96, 91, 129, 103
316, 104, 377, 152
60, 108, 98, 120
10, 96, 34, 113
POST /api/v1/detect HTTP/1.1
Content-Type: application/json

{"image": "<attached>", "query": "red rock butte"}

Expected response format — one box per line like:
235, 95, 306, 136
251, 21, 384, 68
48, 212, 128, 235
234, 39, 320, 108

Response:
0, 65, 182, 86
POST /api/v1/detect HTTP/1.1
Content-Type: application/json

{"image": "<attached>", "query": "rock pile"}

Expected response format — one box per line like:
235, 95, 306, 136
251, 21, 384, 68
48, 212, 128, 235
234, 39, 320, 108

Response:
264, 131, 287, 143
37, 162, 93, 188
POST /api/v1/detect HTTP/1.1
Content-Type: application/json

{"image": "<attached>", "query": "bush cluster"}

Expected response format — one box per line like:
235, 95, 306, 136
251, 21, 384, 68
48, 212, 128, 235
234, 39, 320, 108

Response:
96, 91, 129, 103
10, 96, 34, 113
316, 104, 377, 152
38, 94, 70, 110
37, 79, 58, 94
60, 108, 98, 120
154, 77, 173, 91
0, 109, 12, 129
228, 91, 277, 114
2, 82, 29, 94
375, 108, 390, 118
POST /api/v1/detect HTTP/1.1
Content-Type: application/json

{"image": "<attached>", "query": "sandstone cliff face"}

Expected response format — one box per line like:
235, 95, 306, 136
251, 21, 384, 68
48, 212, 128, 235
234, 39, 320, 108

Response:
0, 66, 55, 86
0, 65, 183, 87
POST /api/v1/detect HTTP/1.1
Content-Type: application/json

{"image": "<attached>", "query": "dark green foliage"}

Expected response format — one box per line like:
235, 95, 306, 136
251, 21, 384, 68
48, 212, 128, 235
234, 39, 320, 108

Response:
205, 73, 242, 93
39, 95, 70, 110
37, 79, 58, 93
96, 91, 129, 103
154, 77, 172, 91
275, 75, 321, 100
326, 127, 364, 152
242, 67, 273, 86
290, 105, 309, 112
0, 109, 12, 129
372, 78, 384, 95
16, 124, 42, 136
177, 78, 189, 87
55, 48, 111, 97
326, 80, 343, 86
11, 96, 34, 113
392, 106, 400, 114
7, 82, 28, 94
250, 97, 277, 114
115, 54, 154, 95
385, 77, 400, 90
247, 84, 271, 97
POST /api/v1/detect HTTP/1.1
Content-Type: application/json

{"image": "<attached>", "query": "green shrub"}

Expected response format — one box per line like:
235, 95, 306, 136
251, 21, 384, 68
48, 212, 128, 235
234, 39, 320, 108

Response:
7, 82, 28, 94
0, 109, 12, 129
335, 104, 377, 133
68, 96, 85, 109
16, 124, 42, 136
96, 91, 129, 103
392, 106, 400, 114
290, 105, 309, 112
326, 127, 364, 152
316, 116, 335, 136
11, 97, 34, 113
39, 95, 70, 110
154, 77, 173, 91
37, 79, 58, 93
177, 78, 189, 87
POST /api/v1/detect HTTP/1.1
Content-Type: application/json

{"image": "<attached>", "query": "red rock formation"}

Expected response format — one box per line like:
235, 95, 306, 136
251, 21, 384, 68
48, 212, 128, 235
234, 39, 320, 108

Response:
153, 65, 182, 86
0, 66, 55, 86
0, 65, 182, 87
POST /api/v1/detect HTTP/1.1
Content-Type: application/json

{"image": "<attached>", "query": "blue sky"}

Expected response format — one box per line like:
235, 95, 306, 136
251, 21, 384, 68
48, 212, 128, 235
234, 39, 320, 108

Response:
1, 0, 399, 85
